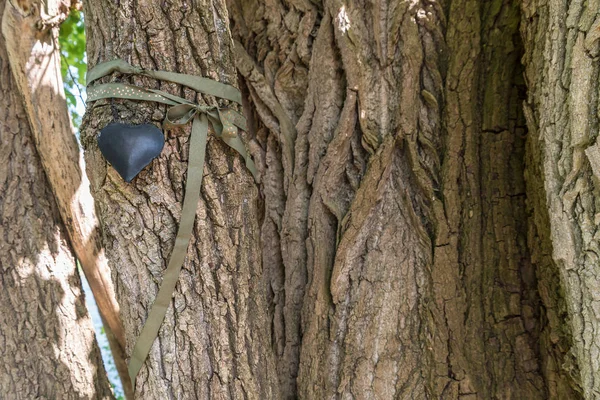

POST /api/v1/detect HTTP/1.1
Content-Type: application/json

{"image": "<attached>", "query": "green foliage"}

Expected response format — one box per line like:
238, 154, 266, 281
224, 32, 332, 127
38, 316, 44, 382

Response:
58, 10, 86, 127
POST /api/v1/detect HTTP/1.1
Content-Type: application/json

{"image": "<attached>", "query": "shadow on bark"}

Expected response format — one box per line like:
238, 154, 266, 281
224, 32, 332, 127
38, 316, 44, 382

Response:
0, 27, 113, 399
1, 1, 132, 397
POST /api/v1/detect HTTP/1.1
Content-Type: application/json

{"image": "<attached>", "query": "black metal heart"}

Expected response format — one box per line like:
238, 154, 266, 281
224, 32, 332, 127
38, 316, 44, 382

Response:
97, 122, 165, 182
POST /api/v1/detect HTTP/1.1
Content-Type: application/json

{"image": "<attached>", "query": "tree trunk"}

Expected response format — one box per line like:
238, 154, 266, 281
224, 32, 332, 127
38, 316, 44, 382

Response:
0, 0, 113, 398
522, 0, 600, 397
81, 0, 594, 398
229, 0, 583, 398
81, 0, 279, 398
1, 1, 131, 396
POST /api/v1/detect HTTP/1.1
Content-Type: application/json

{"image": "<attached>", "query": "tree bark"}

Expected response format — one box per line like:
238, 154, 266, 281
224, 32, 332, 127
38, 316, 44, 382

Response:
230, 0, 583, 398
79, 0, 595, 398
1, 1, 131, 396
0, 0, 113, 398
522, 0, 600, 397
81, 0, 279, 398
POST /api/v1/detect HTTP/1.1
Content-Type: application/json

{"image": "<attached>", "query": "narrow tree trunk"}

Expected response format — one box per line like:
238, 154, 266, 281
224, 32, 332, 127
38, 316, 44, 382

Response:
522, 0, 600, 397
230, 0, 582, 397
0, 1, 113, 397
2, 0, 132, 397
1, 1, 131, 395
81, 0, 279, 397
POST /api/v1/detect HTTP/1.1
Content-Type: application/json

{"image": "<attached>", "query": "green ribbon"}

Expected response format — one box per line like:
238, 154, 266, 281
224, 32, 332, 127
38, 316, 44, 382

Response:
86, 59, 258, 389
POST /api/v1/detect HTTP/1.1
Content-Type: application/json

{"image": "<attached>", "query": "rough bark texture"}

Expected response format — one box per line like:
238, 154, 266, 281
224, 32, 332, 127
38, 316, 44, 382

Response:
79, 0, 593, 397
1, 1, 131, 396
81, 0, 279, 398
0, 0, 113, 397
230, 0, 583, 398
522, 0, 600, 397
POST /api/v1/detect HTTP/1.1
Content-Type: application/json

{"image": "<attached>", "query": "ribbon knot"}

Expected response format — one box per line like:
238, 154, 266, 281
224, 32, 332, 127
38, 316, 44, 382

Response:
165, 103, 239, 139
86, 59, 258, 389
166, 103, 207, 123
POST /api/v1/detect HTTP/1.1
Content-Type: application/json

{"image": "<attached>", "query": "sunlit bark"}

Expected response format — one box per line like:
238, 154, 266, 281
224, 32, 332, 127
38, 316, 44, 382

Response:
0, 0, 113, 397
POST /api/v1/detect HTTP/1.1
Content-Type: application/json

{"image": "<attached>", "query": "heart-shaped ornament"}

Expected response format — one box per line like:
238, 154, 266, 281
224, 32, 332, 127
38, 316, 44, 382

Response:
97, 122, 165, 182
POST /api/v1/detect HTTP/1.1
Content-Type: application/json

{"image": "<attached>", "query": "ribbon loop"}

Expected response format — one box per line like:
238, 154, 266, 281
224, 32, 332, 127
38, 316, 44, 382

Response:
87, 59, 243, 104
165, 103, 200, 126
86, 59, 144, 85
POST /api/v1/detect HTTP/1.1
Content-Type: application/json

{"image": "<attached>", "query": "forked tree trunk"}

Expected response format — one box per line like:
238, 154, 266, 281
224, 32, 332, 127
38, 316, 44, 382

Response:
81, 0, 279, 398
82, 0, 594, 398
0, 0, 113, 398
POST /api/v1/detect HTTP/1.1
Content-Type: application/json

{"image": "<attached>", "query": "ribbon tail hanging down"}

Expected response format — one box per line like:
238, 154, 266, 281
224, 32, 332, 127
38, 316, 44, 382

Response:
127, 114, 209, 388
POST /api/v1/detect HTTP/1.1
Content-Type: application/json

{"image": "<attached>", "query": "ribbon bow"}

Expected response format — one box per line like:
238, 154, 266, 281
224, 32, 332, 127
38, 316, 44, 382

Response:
86, 60, 258, 389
